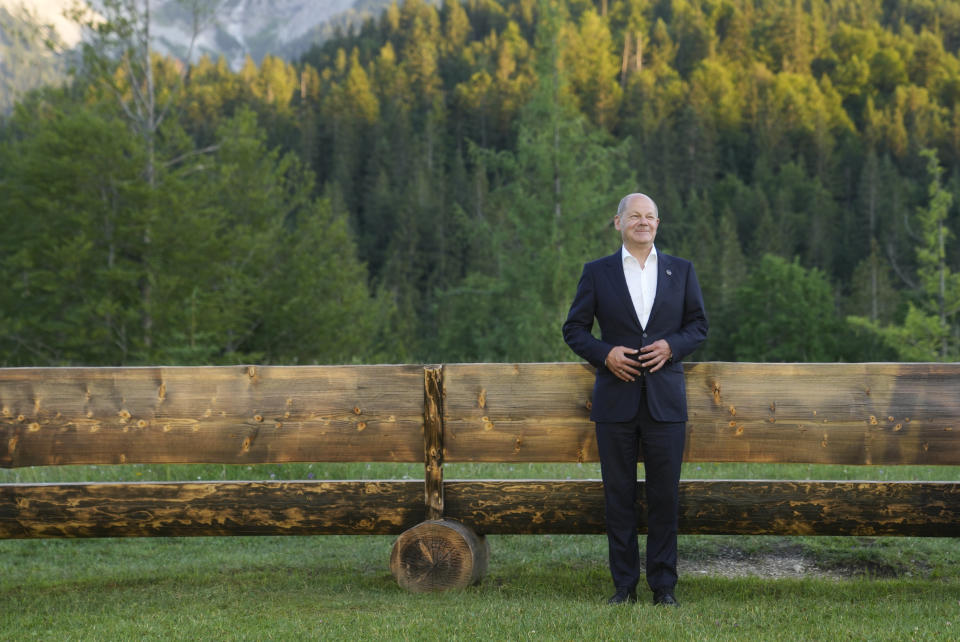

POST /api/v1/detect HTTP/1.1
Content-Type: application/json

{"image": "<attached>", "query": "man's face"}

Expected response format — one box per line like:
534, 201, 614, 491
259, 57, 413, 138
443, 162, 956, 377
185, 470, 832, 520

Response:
614, 195, 659, 249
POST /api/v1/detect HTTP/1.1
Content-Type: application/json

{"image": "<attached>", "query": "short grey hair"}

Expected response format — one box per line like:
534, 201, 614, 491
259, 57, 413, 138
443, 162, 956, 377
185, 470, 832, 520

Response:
616, 193, 659, 218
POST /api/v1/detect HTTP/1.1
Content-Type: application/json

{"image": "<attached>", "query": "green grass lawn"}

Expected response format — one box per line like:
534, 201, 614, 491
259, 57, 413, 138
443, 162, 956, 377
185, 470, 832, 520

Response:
2, 534, 958, 640
3, 460, 957, 483
2, 462, 959, 640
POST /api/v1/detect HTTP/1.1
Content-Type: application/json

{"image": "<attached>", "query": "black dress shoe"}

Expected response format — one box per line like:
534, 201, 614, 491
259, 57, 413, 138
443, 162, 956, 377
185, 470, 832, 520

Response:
653, 591, 679, 606
607, 589, 638, 605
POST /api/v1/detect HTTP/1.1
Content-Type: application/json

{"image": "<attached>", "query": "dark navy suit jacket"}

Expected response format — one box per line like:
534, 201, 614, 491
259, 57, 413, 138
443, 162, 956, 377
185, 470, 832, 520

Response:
562, 249, 708, 423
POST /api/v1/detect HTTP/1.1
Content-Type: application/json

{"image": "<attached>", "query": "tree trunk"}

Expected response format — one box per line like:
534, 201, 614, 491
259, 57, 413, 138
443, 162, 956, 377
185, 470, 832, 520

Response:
620, 33, 631, 87
636, 31, 643, 73
939, 215, 947, 358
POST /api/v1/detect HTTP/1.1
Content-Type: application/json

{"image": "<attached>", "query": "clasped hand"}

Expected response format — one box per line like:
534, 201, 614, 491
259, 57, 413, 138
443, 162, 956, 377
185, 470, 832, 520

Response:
604, 340, 672, 382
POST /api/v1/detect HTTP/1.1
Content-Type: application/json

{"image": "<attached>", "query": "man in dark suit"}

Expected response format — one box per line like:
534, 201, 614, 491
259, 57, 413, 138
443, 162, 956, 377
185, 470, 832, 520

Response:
562, 193, 708, 606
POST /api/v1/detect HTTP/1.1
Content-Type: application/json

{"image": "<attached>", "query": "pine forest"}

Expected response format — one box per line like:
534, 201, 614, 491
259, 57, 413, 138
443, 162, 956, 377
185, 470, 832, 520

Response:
2, 0, 959, 367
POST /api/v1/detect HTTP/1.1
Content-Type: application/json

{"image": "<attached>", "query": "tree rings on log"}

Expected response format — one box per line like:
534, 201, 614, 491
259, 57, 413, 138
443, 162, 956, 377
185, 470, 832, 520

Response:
390, 519, 488, 592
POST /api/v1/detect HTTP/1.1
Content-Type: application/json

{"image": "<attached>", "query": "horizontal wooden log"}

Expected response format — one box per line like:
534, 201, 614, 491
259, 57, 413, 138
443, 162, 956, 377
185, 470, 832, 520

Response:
2, 478, 957, 539
0, 365, 425, 467
4, 362, 959, 468
441, 362, 960, 465
443, 480, 960, 537
444, 480, 606, 534
686, 362, 960, 466
0, 480, 424, 538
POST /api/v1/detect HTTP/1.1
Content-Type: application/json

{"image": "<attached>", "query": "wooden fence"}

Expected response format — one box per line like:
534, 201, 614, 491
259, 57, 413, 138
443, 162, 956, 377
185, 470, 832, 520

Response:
2, 363, 958, 589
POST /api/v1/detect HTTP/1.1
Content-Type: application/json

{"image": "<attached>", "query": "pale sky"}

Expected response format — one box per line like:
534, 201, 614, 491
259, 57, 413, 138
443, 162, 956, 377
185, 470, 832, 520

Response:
2, 0, 84, 46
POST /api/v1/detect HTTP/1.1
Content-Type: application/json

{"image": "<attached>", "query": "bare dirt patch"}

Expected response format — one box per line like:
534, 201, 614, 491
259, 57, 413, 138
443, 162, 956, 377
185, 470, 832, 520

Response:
680, 546, 933, 580
681, 552, 848, 580
673, 535, 944, 580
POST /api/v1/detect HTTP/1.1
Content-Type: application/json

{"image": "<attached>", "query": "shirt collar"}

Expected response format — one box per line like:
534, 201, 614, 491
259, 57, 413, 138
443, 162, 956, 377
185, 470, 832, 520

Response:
621, 244, 657, 267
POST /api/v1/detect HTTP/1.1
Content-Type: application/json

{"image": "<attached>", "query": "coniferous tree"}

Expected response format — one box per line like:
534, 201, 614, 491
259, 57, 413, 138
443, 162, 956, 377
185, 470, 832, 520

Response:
435, 0, 632, 361
4, 0, 960, 365
849, 149, 960, 360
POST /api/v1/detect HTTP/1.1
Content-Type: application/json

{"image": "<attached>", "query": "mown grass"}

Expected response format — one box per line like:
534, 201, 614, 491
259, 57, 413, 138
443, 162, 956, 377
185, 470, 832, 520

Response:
2, 462, 959, 640
2, 460, 958, 483
2, 534, 958, 640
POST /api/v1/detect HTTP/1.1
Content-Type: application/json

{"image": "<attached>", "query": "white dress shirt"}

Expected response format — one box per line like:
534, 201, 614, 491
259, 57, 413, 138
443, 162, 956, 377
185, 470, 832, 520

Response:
621, 245, 658, 329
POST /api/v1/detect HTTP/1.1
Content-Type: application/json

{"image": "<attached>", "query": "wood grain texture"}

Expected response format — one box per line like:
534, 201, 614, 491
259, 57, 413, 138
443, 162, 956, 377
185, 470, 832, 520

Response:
390, 519, 488, 591
443, 479, 960, 536
685, 362, 960, 465
3, 362, 958, 543
423, 367, 444, 520
0, 365, 425, 467
0, 480, 424, 538
441, 362, 960, 464
2, 478, 956, 539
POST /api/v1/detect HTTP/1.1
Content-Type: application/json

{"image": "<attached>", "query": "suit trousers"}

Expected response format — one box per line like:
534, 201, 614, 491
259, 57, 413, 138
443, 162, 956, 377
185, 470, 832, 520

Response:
595, 379, 686, 593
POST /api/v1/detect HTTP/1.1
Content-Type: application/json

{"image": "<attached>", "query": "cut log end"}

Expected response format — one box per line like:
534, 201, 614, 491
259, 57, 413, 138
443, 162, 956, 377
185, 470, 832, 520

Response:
389, 519, 488, 592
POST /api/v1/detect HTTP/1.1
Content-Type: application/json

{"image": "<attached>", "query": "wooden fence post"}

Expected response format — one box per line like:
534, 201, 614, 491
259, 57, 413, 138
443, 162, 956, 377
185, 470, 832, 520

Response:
389, 365, 489, 591
423, 365, 444, 520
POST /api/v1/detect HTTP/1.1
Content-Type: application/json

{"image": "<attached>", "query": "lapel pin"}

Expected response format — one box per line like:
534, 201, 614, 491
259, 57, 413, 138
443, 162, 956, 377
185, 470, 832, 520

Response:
666, 269, 672, 276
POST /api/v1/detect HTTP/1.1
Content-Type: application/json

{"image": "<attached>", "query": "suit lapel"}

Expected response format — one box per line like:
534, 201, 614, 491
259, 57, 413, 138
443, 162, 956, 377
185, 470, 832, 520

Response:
603, 251, 642, 329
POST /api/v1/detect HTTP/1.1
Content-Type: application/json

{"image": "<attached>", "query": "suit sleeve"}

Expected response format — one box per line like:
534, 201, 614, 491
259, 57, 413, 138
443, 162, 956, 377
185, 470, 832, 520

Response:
662, 262, 708, 361
562, 264, 614, 369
